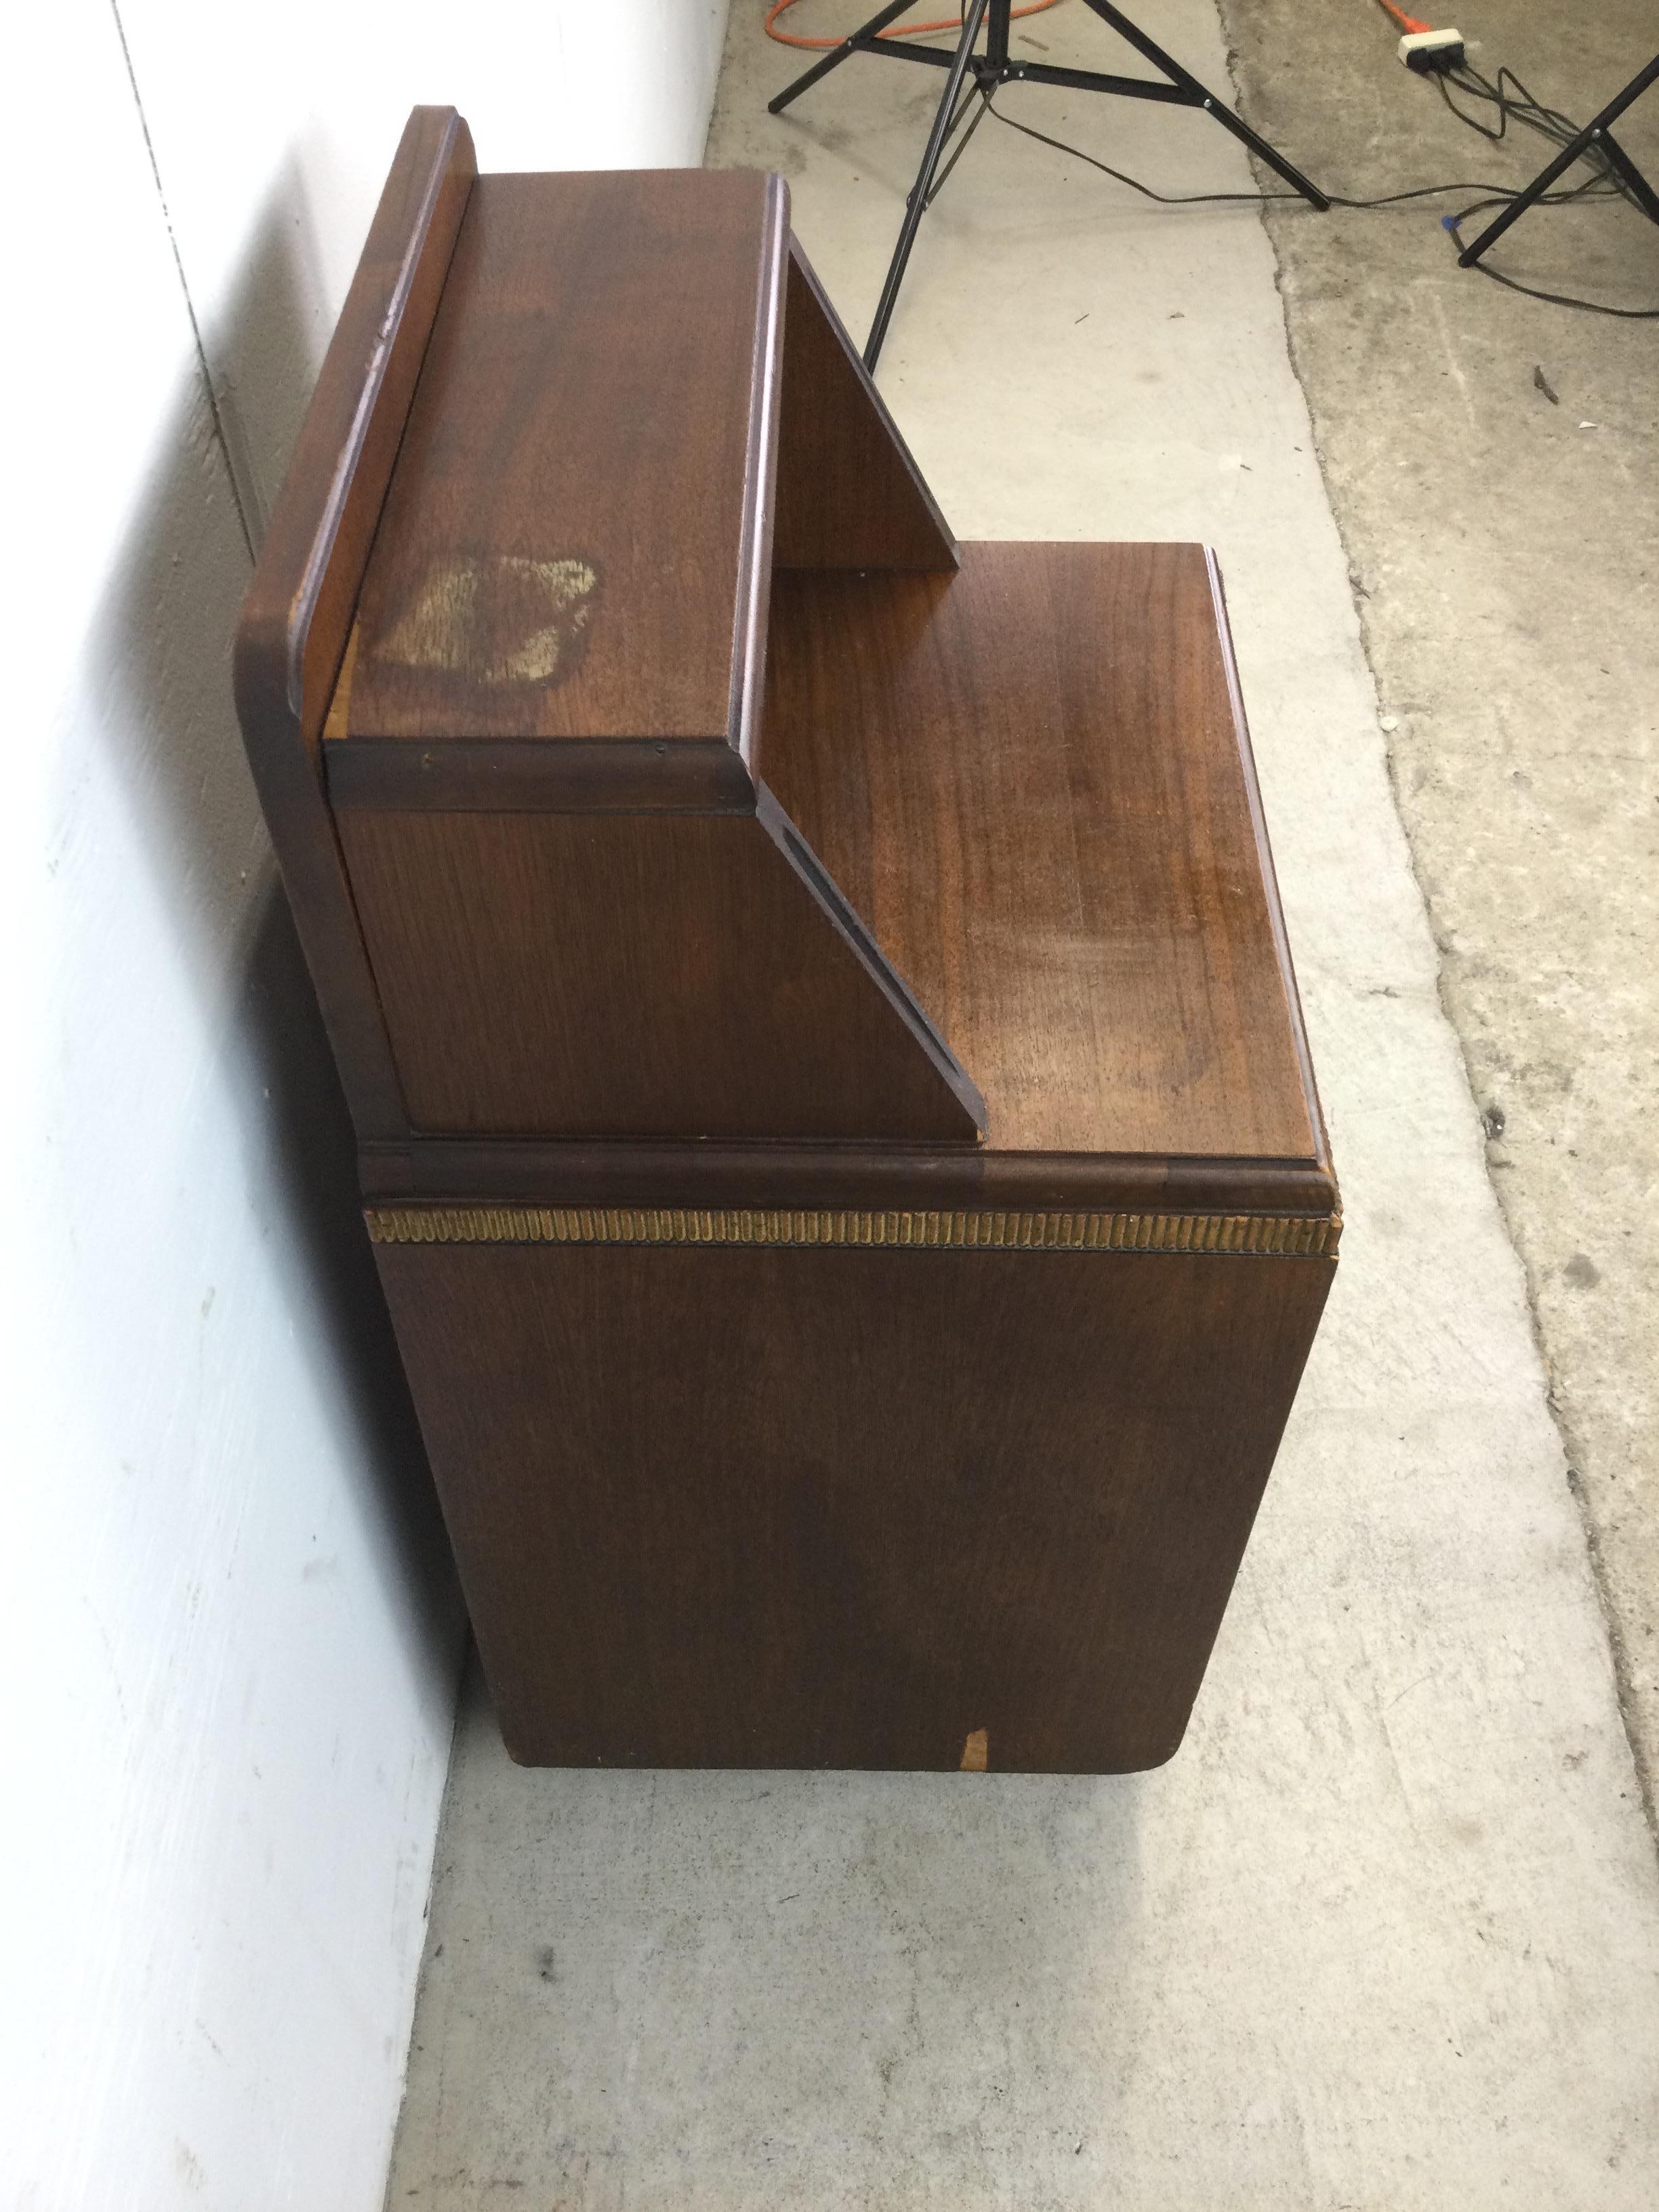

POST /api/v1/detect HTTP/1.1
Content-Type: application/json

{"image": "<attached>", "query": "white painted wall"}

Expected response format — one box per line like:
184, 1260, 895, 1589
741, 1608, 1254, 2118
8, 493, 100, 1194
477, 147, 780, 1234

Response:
0, 5, 730, 2207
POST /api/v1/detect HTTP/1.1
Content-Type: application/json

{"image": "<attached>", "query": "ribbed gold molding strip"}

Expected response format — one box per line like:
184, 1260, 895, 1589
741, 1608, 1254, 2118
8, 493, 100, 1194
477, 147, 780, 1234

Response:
365, 1205, 1341, 1257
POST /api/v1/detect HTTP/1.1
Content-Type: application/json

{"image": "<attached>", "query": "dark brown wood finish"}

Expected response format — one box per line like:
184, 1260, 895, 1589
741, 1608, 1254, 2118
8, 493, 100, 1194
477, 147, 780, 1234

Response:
344, 169, 786, 758
335, 800, 984, 1141
234, 105, 476, 1138
762, 544, 1322, 1160
772, 241, 958, 574
375, 1240, 1334, 1770
232, 122, 1341, 1775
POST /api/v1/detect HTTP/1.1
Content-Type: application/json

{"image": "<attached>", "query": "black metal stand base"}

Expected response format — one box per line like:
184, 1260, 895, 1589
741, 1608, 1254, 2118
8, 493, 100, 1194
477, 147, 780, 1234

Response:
769, 0, 1328, 369
1457, 50, 1659, 269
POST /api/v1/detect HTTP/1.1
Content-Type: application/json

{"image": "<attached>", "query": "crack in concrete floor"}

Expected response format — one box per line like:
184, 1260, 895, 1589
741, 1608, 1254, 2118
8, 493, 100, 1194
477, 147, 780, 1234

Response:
1220, 0, 1659, 1834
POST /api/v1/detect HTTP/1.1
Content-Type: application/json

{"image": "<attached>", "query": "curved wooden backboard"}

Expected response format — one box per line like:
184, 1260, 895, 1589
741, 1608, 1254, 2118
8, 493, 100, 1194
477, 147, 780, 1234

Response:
233, 105, 477, 1140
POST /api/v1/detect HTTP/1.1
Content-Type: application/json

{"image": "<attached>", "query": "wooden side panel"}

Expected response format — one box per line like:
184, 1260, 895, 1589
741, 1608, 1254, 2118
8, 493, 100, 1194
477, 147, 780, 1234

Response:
335, 802, 985, 1141
373, 1240, 1334, 1771
762, 544, 1324, 1160
773, 241, 958, 572
234, 104, 476, 1138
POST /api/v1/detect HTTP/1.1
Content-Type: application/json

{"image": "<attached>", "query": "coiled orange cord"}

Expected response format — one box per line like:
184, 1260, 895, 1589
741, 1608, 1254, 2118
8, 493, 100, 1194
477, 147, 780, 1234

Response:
764, 0, 1062, 52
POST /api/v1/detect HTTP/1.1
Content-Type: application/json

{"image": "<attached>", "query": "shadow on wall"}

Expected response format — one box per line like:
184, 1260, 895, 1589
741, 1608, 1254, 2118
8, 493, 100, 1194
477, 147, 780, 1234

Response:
207, 152, 340, 546
79, 178, 464, 1701
237, 884, 464, 1675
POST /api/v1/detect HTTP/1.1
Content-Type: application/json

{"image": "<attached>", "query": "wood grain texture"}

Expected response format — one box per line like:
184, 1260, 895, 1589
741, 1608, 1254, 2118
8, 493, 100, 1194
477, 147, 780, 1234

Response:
336, 800, 984, 1141
762, 543, 1322, 1160
345, 169, 785, 754
772, 240, 958, 572
234, 104, 476, 1139
327, 732, 756, 815
374, 1239, 1334, 1770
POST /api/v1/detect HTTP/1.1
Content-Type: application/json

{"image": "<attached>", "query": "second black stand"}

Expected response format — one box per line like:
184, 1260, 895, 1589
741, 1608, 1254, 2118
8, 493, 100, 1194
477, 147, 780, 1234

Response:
1456, 49, 1659, 270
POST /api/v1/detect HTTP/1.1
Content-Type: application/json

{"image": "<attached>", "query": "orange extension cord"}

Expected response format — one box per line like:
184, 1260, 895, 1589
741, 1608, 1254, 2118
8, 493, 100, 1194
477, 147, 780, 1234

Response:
764, 0, 1062, 52
1373, 1, 1434, 34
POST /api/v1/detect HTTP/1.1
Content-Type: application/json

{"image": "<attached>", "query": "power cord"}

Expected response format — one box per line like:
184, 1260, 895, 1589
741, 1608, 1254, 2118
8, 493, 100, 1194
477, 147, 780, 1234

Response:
979, 57, 1658, 319
982, 91, 1567, 211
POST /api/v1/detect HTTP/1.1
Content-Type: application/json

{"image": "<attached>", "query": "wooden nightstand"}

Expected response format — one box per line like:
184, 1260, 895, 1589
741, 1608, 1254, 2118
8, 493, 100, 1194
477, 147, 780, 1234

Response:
236, 107, 1338, 1773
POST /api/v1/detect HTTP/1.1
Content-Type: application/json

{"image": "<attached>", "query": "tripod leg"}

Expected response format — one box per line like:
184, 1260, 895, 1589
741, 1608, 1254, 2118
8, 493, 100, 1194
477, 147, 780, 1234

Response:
864, 0, 992, 371
1597, 130, 1659, 226
985, 0, 1011, 73
1194, 86, 1330, 209
1459, 50, 1659, 264
926, 84, 993, 209
769, 0, 928, 117
1074, 0, 1329, 210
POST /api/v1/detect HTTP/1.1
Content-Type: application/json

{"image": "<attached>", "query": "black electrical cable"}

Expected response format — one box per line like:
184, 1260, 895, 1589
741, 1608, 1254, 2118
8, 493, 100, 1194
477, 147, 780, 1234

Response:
1435, 58, 1642, 218
979, 54, 1659, 318
1437, 64, 1582, 149
1441, 196, 1659, 316
1434, 62, 1650, 220
983, 96, 1563, 207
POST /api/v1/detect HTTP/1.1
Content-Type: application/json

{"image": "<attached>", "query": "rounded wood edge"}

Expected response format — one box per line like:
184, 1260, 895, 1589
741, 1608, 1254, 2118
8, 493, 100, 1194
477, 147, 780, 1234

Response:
229, 106, 478, 1145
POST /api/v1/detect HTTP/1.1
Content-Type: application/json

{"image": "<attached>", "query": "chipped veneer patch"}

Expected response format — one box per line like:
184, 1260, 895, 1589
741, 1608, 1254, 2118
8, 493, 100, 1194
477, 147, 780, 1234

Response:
378, 553, 600, 686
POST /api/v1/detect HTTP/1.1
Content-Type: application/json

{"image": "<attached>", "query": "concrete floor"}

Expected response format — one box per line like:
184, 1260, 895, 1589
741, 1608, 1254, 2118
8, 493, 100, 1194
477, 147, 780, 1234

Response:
387, 6, 1659, 2204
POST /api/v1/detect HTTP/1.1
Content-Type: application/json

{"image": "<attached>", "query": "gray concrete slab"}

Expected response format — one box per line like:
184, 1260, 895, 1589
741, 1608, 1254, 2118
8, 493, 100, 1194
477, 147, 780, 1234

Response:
386, 7, 1659, 2203
1221, 0, 1659, 1812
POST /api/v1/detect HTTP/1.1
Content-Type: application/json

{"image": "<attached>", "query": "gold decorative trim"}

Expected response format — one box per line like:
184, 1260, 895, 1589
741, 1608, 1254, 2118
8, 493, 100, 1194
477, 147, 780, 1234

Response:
365, 1204, 1340, 1257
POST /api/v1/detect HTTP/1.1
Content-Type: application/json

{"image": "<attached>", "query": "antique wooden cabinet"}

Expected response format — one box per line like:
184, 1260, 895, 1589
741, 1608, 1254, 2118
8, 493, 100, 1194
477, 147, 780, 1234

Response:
235, 107, 1339, 1774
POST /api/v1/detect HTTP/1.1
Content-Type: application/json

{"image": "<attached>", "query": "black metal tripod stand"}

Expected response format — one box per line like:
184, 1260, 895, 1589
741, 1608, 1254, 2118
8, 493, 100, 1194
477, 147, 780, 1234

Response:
769, 0, 1328, 369
1457, 49, 1659, 270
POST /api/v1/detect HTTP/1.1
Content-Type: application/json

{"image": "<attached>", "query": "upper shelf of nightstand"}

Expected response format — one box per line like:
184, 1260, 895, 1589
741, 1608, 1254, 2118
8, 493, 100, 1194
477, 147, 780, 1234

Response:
321, 166, 960, 819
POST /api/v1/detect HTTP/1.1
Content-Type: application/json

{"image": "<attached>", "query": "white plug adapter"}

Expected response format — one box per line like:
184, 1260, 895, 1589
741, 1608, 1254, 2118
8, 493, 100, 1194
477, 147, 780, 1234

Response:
1399, 28, 1465, 73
